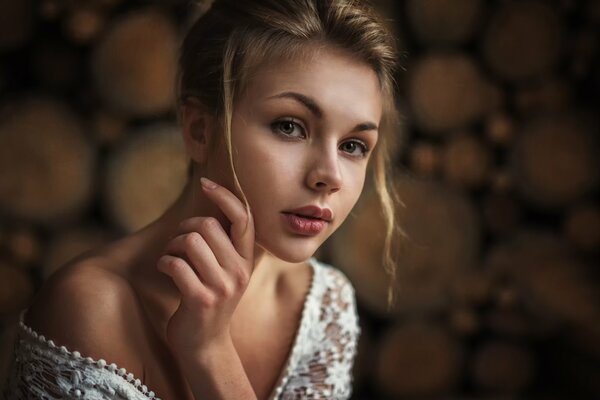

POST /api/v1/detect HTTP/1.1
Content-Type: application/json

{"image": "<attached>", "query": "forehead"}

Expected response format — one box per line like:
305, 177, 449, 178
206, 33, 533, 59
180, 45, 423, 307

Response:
238, 47, 383, 120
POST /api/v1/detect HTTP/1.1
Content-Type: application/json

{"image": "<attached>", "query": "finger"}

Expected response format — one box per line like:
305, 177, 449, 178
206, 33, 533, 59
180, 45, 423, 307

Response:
156, 255, 208, 300
200, 177, 255, 261
177, 217, 241, 274
165, 232, 227, 289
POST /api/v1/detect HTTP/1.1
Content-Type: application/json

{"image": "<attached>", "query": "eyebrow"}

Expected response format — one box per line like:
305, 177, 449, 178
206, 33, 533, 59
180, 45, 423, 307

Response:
267, 91, 379, 133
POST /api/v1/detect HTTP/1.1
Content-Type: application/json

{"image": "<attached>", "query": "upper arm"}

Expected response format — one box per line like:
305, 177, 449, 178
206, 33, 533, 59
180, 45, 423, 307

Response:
23, 263, 146, 378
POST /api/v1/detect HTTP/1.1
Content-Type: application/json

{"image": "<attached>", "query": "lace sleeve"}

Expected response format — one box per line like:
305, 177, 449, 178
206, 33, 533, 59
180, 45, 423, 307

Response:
282, 267, 361, 399
3, 316, 160, 400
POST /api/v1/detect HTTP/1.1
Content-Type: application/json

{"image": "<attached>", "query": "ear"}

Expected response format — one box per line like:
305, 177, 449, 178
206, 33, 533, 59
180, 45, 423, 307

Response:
180, 98, 216, 165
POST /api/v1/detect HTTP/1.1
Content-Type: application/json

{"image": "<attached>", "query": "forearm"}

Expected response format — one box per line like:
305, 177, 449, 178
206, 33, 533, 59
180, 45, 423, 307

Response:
178, 338, 257, 400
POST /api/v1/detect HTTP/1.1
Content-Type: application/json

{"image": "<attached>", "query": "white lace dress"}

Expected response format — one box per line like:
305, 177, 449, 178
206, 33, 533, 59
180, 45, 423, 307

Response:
2, 258, 361, 400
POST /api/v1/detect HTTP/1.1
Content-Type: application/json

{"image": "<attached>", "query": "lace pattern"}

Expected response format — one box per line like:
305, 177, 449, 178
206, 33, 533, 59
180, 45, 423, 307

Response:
272, 262, 361, 400
2, 258, 360, 400
3, 319, 158, 400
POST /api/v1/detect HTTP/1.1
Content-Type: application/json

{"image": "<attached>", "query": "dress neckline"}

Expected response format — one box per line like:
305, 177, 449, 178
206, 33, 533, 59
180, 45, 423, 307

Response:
267, 256, 319, 399
17, 257, 321, 400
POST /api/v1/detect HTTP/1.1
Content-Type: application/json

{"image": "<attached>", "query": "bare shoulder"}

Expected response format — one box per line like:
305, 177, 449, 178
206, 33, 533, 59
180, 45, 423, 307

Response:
24, 259, 146, 376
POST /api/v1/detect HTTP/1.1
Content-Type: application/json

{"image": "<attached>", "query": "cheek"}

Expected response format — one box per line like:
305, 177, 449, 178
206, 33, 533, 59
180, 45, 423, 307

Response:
349, 183, 365, 213
330, 167, 367, 229
228, 138, 298, 222
232, 129, 304, 187
346, 160, 368, 197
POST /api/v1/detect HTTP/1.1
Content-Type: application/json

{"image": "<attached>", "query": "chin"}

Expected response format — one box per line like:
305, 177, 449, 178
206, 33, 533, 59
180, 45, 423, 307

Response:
256, 234, 323, 263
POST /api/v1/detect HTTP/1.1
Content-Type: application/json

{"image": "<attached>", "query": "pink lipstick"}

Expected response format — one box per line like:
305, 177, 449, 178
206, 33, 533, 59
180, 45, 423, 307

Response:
281, 205, 333, 236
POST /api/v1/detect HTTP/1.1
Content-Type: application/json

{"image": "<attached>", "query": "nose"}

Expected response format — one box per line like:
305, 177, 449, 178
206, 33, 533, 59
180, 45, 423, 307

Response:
306, 145, 342, 194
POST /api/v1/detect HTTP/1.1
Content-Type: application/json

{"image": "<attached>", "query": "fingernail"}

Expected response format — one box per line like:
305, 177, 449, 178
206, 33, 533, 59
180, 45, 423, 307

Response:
201, 177, 218, 190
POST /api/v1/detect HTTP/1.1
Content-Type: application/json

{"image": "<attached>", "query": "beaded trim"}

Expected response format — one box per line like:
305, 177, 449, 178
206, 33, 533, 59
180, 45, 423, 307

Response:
17, 309, 161, 400
15, 256, 325, 400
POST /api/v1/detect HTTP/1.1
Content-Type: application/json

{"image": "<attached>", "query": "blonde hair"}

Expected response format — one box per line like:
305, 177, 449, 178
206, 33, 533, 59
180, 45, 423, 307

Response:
177, 0, 403, 309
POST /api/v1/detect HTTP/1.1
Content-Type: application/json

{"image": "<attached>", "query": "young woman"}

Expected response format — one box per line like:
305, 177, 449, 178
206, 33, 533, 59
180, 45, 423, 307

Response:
3, 0, 400, 398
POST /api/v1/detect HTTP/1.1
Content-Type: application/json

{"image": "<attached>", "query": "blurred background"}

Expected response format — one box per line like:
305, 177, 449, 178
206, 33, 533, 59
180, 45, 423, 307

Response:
0, 0, 598, 399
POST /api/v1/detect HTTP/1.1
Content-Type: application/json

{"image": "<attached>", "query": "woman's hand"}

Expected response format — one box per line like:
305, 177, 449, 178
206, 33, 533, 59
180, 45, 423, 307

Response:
156, 177, 255, 360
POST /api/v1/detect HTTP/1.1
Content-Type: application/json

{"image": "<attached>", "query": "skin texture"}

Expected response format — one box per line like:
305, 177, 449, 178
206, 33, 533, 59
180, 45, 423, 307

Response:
190, 46, 383, 268
177, 44, 382, 395
159, 44, 383, 398
23, 44, 384, 400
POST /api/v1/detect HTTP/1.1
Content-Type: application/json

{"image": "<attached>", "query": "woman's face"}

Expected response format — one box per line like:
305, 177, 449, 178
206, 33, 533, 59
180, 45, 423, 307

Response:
209, 47, 383, 263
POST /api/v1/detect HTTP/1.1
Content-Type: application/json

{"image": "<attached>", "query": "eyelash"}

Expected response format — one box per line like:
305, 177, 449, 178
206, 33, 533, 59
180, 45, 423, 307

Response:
270, 118, 371, 158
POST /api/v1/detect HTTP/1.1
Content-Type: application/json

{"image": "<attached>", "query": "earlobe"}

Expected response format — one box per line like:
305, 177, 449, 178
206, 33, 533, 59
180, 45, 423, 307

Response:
181, 99, 214, 165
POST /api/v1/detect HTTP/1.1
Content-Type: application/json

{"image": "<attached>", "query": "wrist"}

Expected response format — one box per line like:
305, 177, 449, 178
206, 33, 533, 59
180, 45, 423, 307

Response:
175, 335, 257, 400
178, 335, 236, 369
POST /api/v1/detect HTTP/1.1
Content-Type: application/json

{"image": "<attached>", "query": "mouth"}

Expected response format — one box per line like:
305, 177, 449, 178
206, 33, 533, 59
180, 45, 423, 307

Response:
282, 205, 334, 222
280, 212, 329, 236
282, 212, 326, 221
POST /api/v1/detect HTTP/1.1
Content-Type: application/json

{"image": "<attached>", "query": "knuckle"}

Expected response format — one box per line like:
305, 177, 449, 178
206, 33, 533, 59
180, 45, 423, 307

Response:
191, 291, 216, 308
215, 281, 233, 297
167, 256, 186, 271
200, 217, 219, 231
184, 231, 203, 248
238, 212, 249, 227
235, 269, 250, 287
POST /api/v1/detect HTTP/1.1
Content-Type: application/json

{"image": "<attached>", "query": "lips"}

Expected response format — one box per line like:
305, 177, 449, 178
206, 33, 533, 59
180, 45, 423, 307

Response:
282, 205, 333, 222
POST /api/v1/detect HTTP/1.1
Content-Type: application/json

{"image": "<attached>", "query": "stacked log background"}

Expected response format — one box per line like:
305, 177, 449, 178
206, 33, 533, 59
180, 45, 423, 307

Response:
0, 0, 598, 398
